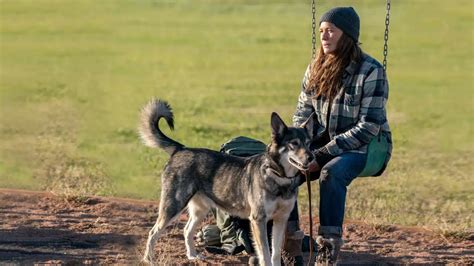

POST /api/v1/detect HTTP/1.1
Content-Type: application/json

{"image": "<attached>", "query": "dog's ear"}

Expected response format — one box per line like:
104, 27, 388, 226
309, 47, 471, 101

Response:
271, 112, 287, 142
300, 112, 315, 139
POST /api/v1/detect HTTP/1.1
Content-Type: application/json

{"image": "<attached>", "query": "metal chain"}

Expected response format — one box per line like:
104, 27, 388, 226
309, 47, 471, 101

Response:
382, 0, 391, 71
305, 170, 314, 265
311, 0, 316, 59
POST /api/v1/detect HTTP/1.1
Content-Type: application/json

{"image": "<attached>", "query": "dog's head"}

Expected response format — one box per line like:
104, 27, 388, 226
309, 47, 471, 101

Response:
269, 112, 314, 176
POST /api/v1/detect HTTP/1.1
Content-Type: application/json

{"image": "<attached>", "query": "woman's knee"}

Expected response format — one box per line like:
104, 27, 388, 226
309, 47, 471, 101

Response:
319, 163, 352, 187
319, 153, 365, 187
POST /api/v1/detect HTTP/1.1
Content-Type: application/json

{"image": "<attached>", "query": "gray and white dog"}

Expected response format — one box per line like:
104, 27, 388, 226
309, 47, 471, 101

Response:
139, 99, 314, 266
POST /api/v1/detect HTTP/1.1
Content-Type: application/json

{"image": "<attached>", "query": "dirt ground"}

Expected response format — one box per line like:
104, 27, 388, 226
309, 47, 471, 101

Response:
0, 189, 472, 265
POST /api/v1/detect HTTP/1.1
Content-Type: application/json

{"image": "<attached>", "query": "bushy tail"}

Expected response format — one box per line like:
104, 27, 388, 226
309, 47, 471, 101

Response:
138, 99, 184, 155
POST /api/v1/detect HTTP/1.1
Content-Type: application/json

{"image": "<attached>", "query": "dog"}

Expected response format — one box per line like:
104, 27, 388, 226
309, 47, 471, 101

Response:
139, 99, 314, 266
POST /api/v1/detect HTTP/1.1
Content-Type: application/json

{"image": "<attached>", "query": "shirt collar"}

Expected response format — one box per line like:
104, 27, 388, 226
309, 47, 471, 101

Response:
345, 60, 359, 76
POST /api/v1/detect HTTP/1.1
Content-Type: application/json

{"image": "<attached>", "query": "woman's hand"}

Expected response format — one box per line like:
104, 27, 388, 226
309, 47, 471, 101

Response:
313, 146, 335, 168
299, 160, 321, 186
308, 160, 321, 172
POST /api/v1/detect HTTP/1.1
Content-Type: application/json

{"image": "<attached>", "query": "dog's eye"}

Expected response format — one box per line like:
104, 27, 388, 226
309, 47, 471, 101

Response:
289, 140, 299, 148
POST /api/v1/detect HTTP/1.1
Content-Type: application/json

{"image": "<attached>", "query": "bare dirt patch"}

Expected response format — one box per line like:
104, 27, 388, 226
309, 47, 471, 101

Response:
0, 189, 472, 265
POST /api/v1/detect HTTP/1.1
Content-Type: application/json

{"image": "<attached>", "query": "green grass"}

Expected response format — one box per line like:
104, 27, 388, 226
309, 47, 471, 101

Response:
0, 0, 472, 232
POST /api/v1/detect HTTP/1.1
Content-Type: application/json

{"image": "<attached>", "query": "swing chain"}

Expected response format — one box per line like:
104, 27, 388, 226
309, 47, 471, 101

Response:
383, 0, 391, 71
311, 0, 316, 59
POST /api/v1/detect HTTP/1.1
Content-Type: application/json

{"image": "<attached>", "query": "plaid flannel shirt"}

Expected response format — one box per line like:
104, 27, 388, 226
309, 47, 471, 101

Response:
293, 53, 392, 165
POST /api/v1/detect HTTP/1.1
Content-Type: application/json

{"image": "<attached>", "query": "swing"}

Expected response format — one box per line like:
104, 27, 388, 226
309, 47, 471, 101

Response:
310, 0, 392, 177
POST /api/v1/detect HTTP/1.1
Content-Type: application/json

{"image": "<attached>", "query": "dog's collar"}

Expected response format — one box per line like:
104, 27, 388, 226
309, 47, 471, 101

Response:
263, 154, 286, 177
261, 162, 301, 198
263, 157, 299, 179
266, 166, 299, 179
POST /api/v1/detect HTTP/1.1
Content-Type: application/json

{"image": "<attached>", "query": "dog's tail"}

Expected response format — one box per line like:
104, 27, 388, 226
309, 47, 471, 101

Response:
139, 99, 184, 155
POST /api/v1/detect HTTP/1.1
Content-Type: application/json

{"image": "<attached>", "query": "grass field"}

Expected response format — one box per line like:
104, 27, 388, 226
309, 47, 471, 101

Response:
1, 0, 472, 233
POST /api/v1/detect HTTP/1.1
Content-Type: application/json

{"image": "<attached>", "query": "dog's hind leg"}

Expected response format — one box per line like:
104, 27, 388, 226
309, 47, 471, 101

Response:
142, 185, 192, 265
250, 216, 271, 266
142, 216, 166, 265
184, 194, 210, 260
142, 207, 183, 265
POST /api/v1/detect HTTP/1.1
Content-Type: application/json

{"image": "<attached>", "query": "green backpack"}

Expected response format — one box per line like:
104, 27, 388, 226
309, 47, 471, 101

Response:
220, 136, 267, 157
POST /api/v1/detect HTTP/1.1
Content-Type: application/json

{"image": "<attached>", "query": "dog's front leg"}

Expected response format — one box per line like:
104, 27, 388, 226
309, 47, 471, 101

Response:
250, 215, 271, 266
271, 217, 288, 266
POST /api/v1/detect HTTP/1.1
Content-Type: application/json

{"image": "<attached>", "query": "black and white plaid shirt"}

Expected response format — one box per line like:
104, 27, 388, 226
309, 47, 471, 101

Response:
293, 53, 392, 163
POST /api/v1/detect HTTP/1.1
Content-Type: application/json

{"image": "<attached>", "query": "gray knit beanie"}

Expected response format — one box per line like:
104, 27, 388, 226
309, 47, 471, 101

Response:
320, 7, 360, 43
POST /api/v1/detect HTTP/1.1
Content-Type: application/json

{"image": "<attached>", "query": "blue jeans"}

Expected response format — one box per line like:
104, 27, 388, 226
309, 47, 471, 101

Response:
288, 152, 367, 237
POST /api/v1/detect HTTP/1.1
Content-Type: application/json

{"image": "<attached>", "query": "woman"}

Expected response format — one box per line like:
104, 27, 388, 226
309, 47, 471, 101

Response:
291, 6, 392, 264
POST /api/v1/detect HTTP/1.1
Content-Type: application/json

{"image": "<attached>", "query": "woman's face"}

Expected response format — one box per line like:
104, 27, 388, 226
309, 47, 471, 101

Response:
320, 22, 343, 55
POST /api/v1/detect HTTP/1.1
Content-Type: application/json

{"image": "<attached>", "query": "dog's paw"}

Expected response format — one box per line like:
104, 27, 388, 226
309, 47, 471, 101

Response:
187, 253, 205, 260
141, 257, 154, 266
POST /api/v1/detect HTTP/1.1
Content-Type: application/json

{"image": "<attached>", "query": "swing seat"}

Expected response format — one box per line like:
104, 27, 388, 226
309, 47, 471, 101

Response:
358, 132, 390, 177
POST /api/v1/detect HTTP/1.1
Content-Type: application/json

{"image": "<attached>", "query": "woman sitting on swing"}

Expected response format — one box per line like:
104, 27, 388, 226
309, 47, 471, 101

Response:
291, 6, 393, 264
199, 6, 393, 266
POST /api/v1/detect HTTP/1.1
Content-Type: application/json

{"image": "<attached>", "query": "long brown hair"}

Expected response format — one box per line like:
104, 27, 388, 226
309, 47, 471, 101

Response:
307, 33, 362, 99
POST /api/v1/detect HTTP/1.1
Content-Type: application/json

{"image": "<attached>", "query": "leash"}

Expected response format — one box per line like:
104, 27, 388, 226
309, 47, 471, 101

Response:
304, 170, 314, 265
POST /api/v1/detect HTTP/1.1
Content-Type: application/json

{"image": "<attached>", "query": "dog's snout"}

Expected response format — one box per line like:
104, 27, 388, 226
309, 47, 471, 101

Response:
307, 151, 314, 162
